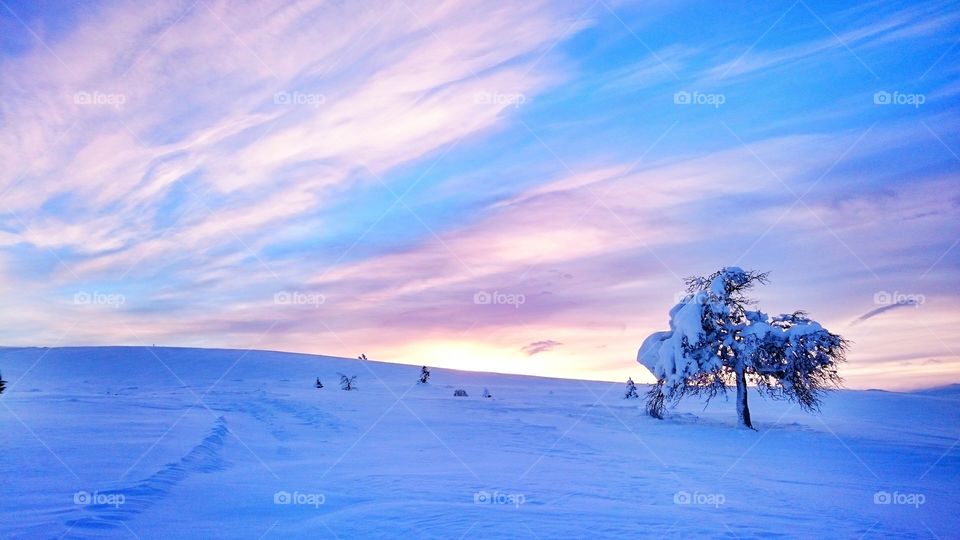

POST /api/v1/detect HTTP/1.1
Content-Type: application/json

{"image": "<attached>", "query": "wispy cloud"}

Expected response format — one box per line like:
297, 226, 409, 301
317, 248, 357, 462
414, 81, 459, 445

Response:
522, 340, 562, 356
852, 299, 921, 325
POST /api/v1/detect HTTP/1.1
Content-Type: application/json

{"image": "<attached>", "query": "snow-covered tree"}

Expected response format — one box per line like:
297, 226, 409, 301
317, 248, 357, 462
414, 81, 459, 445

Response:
624, 377, 639, 399
338, 373, 357, 391
0, 371, 6, 395
638, 267, 848, 429
315, 377, 323, 389
419, 366, 430, 384
482, 387, 492, 398
453, 389, 468, 397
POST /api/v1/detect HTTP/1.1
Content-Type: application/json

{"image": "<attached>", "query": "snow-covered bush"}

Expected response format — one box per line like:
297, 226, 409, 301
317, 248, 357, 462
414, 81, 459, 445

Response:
338, 373, 357, 391
0, 371, 6, 395
315, 377, 323, 389
453, 389, 468, 397
624, 377, 639, 399
419, 366, 430, 384
638, 267, 848, 428
482, 387, 492, 398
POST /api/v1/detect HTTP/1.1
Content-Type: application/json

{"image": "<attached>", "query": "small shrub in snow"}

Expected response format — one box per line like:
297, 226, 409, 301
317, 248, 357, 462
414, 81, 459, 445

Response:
638, 267, 848, 429
0, 371, 6, 394
315, 377, 323, 389
482, 387, 492, 398
338, 373, 357, 391
453, 389, 468, 397
419, 366, 430, 384
624, 377, 639, 399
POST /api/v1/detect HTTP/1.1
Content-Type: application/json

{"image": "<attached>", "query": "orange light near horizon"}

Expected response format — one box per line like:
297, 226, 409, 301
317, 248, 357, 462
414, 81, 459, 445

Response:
388, 338, 648, 383
392, 340, 525, 374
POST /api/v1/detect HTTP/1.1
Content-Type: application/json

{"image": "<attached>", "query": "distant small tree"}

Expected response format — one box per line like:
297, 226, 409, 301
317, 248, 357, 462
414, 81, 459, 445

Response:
624, 377, 639, 399
453, 389, 468, 397
482, 387, 492, 398
419, 366, 430, 384
0, 371, 6, 395
638, 267, 848, 429
358, 354, 368, 361
338, 373, 358, 391
315, 377, 323, 389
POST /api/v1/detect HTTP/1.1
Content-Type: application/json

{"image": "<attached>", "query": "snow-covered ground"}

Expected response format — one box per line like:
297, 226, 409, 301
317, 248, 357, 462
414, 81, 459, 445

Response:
1, 346, 957, 539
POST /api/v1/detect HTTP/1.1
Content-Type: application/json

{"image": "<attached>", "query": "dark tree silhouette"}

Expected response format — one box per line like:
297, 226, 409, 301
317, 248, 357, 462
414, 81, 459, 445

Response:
338, 373, 358, 391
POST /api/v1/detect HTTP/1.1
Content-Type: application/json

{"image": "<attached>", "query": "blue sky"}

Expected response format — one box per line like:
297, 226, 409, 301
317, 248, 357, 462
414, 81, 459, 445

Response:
0, 0, 957, 388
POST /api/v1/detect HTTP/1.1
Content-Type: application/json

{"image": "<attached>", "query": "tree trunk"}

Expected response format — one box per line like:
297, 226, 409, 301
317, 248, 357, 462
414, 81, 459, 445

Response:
735, 366, 754, 429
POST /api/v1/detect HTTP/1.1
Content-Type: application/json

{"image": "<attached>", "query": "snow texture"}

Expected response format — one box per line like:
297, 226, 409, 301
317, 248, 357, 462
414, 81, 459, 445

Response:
0, 346, 956, 538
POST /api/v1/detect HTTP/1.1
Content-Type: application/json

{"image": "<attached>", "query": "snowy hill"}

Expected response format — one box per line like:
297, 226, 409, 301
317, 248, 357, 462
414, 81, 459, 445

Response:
910, 383, 960, 399
1, 346, 957, 538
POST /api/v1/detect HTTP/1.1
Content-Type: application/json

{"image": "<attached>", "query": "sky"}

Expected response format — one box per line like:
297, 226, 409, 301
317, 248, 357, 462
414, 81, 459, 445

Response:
0, 0, 957, 390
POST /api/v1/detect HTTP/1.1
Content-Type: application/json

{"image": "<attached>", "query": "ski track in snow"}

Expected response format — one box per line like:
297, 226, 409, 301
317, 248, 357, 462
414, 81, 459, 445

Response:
61, 416, 230, 536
